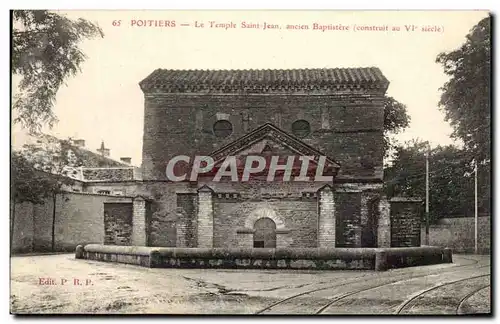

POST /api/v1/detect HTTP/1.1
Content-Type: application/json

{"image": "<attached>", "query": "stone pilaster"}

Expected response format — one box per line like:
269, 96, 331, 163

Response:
197, 186, 214, 248
377, 197, 391, 248
318, 185, 335, 248
176, 208, 187, 247
132, 196, 147, 246
358, 192, 369, 247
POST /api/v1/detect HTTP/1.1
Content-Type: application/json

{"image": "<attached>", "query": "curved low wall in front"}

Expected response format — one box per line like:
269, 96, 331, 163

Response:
76, 244, 451, 271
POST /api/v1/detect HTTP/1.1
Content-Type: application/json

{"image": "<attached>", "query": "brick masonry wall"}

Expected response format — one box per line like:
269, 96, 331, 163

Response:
390, 201, 422, 247
142, 93, 384, 180
197, 188, 214, 248
176, 193, 198, 247
132, 198, 146, 245
318, 186, 335, 248
377, 198, 391, 248
421, 216, 490, 253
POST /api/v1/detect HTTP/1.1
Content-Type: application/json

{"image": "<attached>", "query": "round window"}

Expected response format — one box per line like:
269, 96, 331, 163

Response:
213, 120, 233, 138
291, 120, 311, 138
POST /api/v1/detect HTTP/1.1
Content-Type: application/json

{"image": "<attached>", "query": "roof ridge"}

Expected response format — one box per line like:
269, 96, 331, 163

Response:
153, 66, 383, 72
139, 67, 390, 93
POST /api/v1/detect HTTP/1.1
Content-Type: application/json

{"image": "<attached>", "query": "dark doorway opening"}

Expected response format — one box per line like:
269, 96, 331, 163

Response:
104, 203, 133, 246
362, 198, 380, 247
253, 217, 277, 248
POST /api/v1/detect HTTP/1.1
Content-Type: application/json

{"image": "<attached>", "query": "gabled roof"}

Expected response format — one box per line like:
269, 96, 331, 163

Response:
209, 123, 341, 169
139, 67, 389, 94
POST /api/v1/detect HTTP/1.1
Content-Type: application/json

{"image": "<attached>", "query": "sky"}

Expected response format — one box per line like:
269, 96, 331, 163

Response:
11, 10, 489, 166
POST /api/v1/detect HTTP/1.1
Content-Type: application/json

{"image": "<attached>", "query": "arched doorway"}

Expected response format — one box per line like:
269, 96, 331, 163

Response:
253, 217, 277, 248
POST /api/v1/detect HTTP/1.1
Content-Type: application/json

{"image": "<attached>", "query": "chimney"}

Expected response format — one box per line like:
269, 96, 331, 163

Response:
97, 141, 110, 157
120, 157, 132, 165
73, 139, 85, 147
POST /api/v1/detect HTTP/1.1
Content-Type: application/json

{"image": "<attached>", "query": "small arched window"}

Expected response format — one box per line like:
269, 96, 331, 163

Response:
291, 120, 311, 138
213, 120, 233, 138
253, 217, 277, 248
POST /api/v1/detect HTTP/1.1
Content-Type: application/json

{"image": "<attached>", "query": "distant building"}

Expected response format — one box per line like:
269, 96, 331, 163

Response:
16, 134, 140, 192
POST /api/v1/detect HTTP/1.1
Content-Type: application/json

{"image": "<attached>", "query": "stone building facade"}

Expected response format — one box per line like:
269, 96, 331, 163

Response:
49, 68, 421, 250
111, 67, 395, 249
11, 68, 427, 253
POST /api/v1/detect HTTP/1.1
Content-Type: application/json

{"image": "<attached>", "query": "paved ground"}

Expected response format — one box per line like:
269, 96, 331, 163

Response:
10, 253, 490, 315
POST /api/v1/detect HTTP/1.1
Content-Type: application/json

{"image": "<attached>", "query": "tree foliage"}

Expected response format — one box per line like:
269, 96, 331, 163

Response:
383, 96, 410, 158
384, 140, 489, 223
436, 16, 491, 165
11, 136, 83, 205
21, 136, 84, 178
12, 10, 103, 133
10, 152, 61, 205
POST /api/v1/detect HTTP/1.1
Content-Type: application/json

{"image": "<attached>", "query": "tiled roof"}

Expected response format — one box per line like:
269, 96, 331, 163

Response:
82, 168, 135, 182
139, 67, 389, 93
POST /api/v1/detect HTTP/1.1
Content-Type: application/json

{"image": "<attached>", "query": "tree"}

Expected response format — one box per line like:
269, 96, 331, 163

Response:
436, 17, 491, 165
383, 96, 410, 159
11, 151, 61, 205
12, 10, 103, 133
436, 16, 491, 219
21, 135, 84, 179
384, 140, 476, 223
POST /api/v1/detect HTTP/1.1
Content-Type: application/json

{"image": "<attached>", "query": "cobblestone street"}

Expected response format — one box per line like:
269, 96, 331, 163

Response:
10, 253, 490, 315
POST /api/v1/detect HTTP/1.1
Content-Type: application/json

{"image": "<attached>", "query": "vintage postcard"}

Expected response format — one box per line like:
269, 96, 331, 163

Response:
10, 10, 491, 315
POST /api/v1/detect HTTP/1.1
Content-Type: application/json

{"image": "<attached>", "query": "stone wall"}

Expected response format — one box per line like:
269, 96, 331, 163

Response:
32, 197, 55, 251
10, 202, 34, 253
390, 198, 422, 247
82, 181, 385, 249
141, 93, 384, 180
213, 199, 318, 249
79, 244, 449, 271
421, 216, 490, 253
11, 193, 133, 253
82, 181, 195, 248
